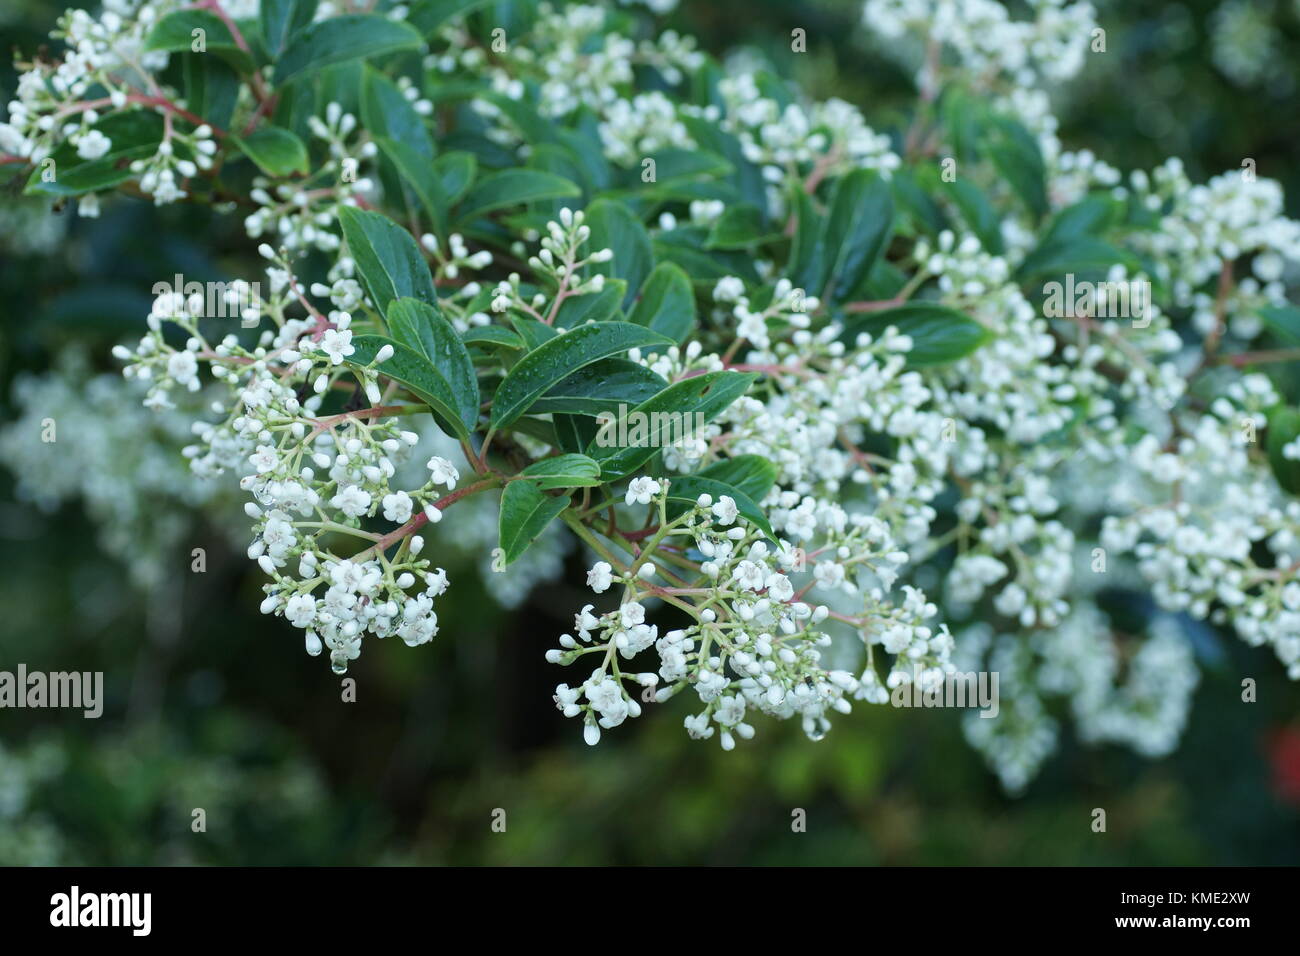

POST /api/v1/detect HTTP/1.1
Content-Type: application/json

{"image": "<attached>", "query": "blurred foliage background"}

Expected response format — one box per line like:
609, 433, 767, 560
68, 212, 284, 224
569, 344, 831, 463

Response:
1, 0, 1299, 865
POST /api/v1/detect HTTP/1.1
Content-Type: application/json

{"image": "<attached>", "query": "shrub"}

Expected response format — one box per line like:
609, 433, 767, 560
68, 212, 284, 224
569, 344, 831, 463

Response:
4, 0, 1299, 792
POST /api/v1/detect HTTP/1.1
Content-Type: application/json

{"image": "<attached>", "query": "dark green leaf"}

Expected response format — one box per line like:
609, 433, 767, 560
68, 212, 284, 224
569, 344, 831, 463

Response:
518, 454, 602, 490
841, 302, 992, 366
274, 15, 423, 86
586, 370, 757, 480
554, 281, 626, 328
530, 359, 667, 415
338, 205, 437, 311
386, 298, 479, 431
1267, 407, 1300, 495
232, 126, 309, 177
498, 481, 571, 566
456, 169, 580, 223
260, 0, 318, 55
583, 198, 654, 310
491, 322, 672, 431
693, 455, 778, 503
1258, 304, 1300, 345
347, 334, 469, 441
628, 262, 696, 343
822, 169, 895, 302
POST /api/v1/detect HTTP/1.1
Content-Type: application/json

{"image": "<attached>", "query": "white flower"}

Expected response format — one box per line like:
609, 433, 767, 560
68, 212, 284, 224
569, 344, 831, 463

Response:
382, 491, 413, 523
711, 495, 739, 526
75, 130, 111, 160
319, 328, 354, 364
331, 484, 371, 518
248, 444, 279, 475
625, 476, 661, 506
587, 561, 614, 593
732, 560, 766, 591
285, 593, 317, 628
426, 456, 460, 488
620, 602, 646, 628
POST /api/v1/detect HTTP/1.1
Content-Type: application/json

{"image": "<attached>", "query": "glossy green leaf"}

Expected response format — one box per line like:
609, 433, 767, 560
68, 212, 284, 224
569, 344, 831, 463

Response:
498, 481, 571, 566
145, 10, 253, 72
1267, 407, 1300, 495
841, 302, 992, 366
518, 454, 603, 490
1257, 304, 1300, 345
586, 370, 757, 480
462, 326, 524, 350
822, 169, 895, 303
628, 262, 696, 344
338, 205, 437, 311
232, 126, 309, 177
705, 203, 768, 249
583, 198, 654, 310
386, 298, 479, 431
260, 0, 318, 55
274, 15, 423, 86
530, 359, 667, 415
347, 334, 469, 441
490, 322, 672, 431
456, 169, 580, 223
554, 281, 626, 328
693, 454, 778, 504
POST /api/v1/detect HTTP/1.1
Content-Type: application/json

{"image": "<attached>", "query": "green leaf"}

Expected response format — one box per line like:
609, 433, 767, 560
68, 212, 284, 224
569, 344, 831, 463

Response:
491, 322, 673, 431
1268, 407, 1300, 495
338, 205, 437, 311
1016, 236, 1139, 283
232, 126, 309, 177
347, 335, 470, 441
386, 298, 479, 431
510, 316, 558, 350
553, 281, 626, 328
788, 189, 828, 294
988, 116, 1047, 221
841, 302, 992, 366
663, 476, 775, 542
409, 0, 495, 37
260, 0, 318, 55
274, 15, 423, 86
518, 454, 603, 490
177, 52, 241, 131
693, 455, 778, 503
1042, 194, 1121, 244
821, 169, 895, 303
498, 481, 571, 566
375, 135, 446, 234
145, 10, 253, 72
434, 151, 477, 206
1257, 304, 1300, 345
705, 202, 769, 249
456, 169, 580, 223
628, 262, 696, 344
946, 179, 1003, 254
463, 326, 524, 350
554, 413, 598, 454
583, 198, 654, 310
362, 66, 434, 160
530, 359, 667, 415
586, 370, 757, 480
